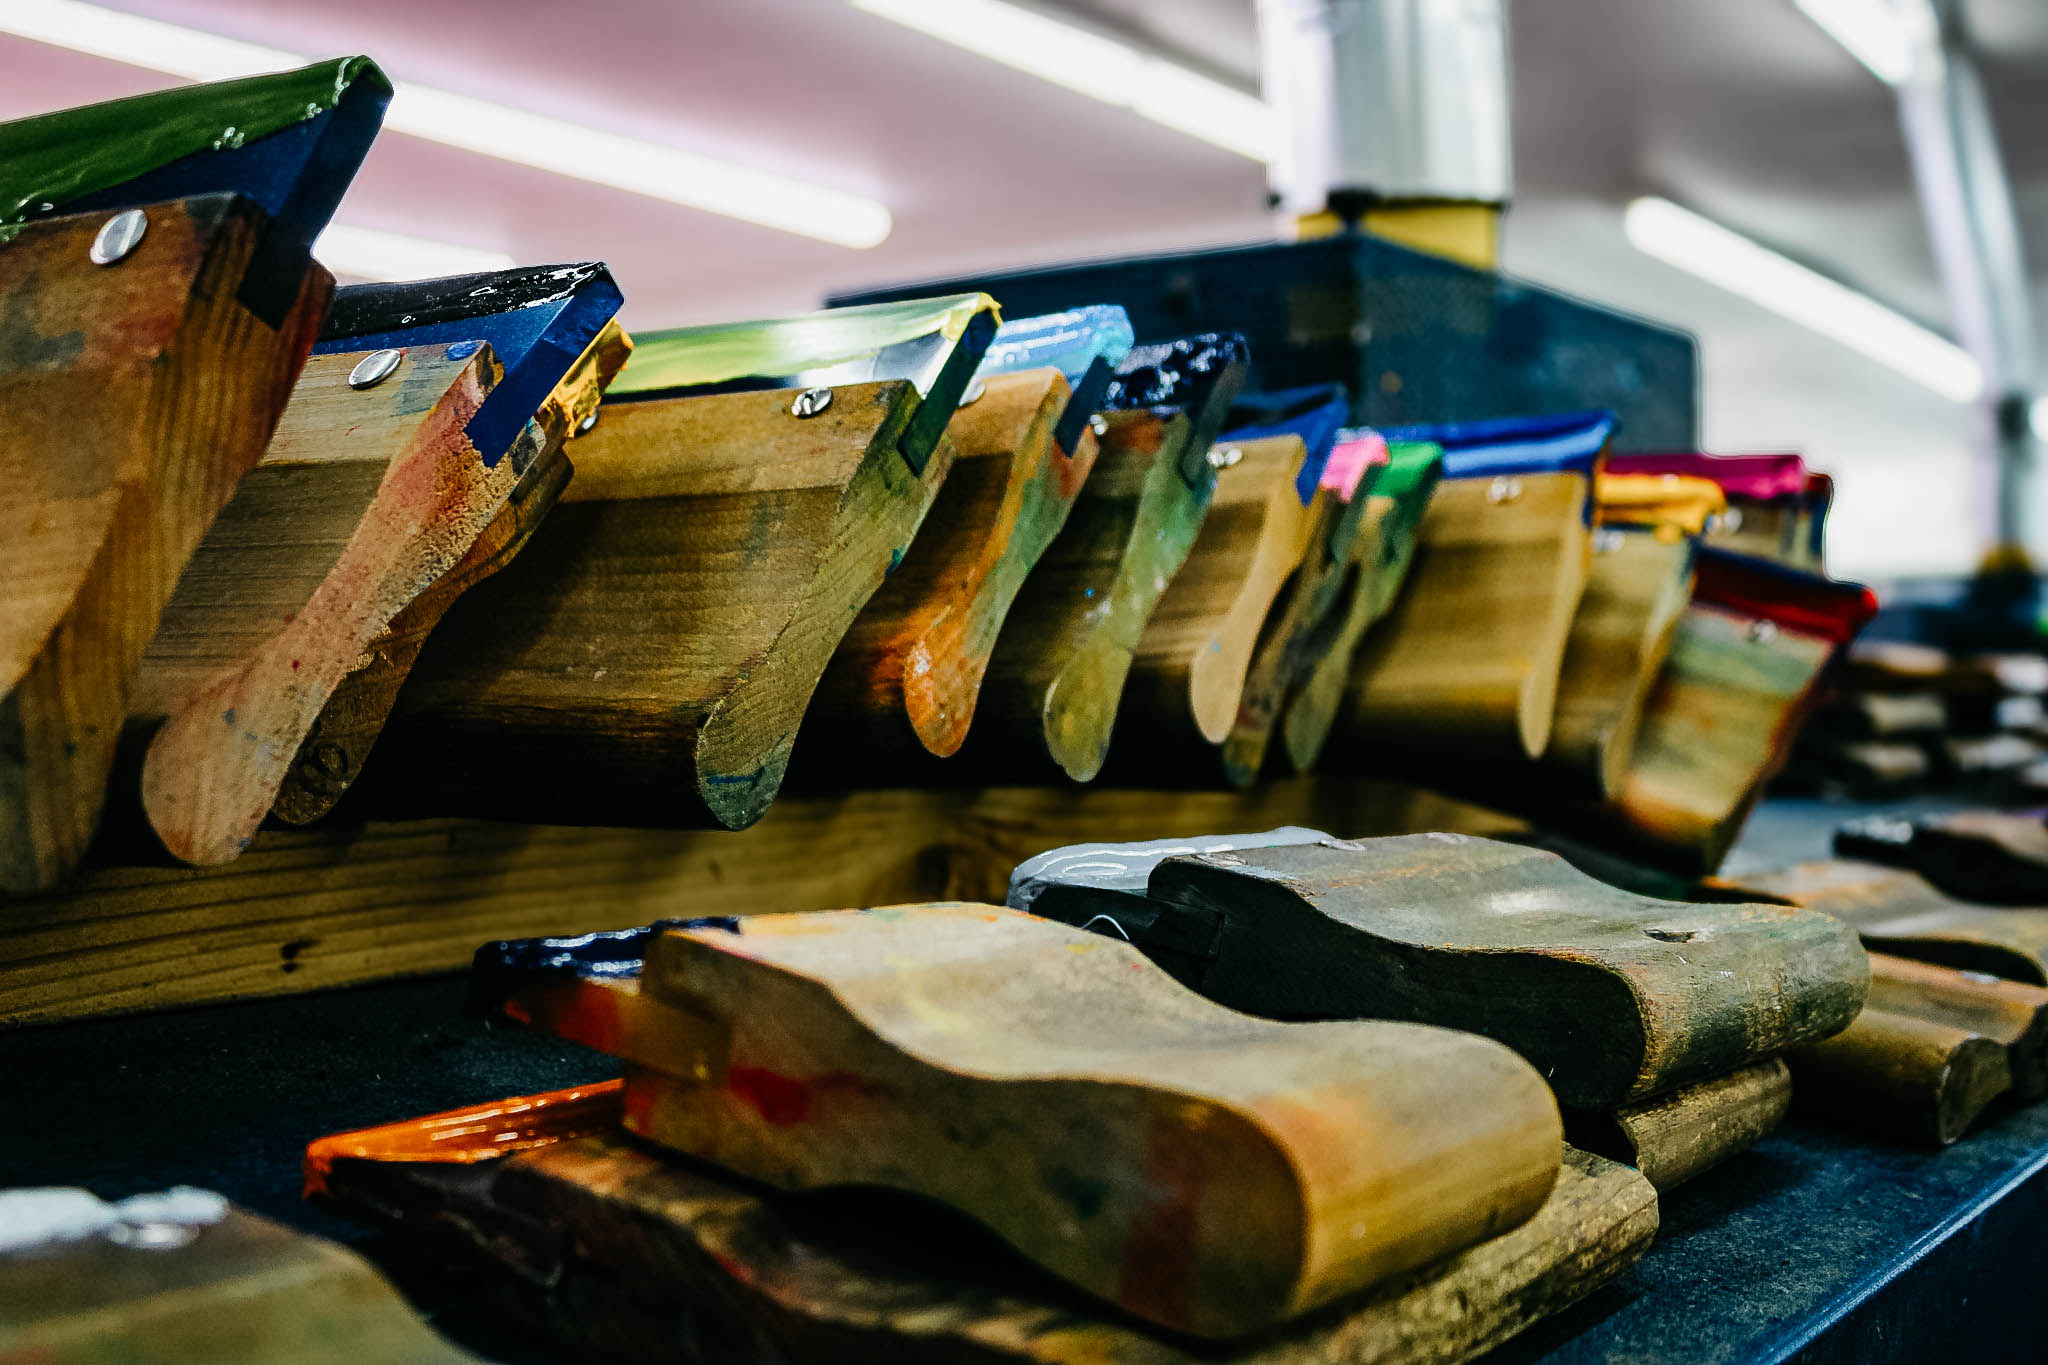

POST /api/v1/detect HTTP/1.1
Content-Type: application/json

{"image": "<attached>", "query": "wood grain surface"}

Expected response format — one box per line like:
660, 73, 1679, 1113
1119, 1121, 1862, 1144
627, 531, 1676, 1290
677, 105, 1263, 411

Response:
1099, 436, 1315, 775
1865, 952, 2048, 1099
1560, 602, 1841, 873
335, 380, 950, 830
1134, 834, 1866, 1108
0, 777, 1517, 1027
1564, 1057, 1790, 1191
1787, 1006, 2011, 1146
587, 906, 1563, 1338
1279, 464, 1439, 776
132, 343, 504, 864
0, 1200, 477, 1363
962, 408, 1213, 783
269, 319, 631, 826
315, 1101, 1653, 1365
1331, 471, 1590, 774
800, 368, 1097, 769
0, 195, 330, 892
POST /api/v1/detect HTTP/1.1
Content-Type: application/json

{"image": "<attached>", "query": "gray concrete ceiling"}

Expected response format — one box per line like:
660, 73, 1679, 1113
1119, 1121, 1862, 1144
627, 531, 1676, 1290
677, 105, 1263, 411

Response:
3, 0, 2043, 575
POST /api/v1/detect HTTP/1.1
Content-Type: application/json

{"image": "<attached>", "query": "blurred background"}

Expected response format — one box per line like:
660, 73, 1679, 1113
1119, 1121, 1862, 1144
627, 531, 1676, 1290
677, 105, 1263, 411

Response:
6, 0, 2045, 583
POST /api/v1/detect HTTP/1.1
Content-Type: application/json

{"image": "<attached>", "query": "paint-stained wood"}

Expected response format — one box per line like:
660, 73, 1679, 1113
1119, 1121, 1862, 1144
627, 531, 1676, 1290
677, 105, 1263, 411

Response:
131, 343, 505, 864
0, 777, 1517, 1028
1114, 833, 1866, 1109
1787, 1007, 2011, 1146
1703, 857, 2048, 986
337, 380, 951, 830
1542, 532, 1697, 798
1865, 952, 2048, 1099
1559, 599, 1862, 874
0, 195, 331, 893
529, 906, 1563, 1339
1279, 446, 1442, 775
0, 1196, 478, 1363
1564, 1058, 1790, 1191
800, 369, 1096, 768
1835, 810, 2048, 905
1214, 464, 1374, 788
1331, 470, 1591, 774
270, 319, 630, 826
314, 1094, 1653, 1365
1100, 436, 1316, 774
965, 409, 1214, 782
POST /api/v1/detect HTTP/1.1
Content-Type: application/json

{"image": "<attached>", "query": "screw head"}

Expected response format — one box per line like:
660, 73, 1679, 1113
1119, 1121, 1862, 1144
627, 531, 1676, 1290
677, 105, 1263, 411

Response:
791, 386, 834, 418
348, 348, 404, 390
1208, 445, 1243, 470
1593, 528, 1624, 553
577, 411, 599, 434
1721, 505, 1745, 533
957, 377, 985, 407
89, 209, 148, 266
1088, 414, 1108, 437
1487, 476, 1523, 504
1746, 618, 1778, 644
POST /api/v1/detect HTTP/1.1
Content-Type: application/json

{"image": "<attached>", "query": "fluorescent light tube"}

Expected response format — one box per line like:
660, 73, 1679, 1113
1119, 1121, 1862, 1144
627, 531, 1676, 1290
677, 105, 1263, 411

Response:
852, 0, 1275, 162
1624, 196, 1984, 403
1792, 0, 1938, 87
0, 0, 893, 249
315, 225, 517, 282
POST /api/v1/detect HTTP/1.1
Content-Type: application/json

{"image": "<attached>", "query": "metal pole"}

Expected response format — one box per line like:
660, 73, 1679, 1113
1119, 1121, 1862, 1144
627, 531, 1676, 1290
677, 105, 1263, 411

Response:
1893, 0, 2040, 558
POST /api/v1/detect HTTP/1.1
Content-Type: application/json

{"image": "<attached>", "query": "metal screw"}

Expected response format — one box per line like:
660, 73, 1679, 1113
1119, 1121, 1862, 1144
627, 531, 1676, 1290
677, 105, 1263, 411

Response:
348, 348, 404, 390
957, 377, 985, 407
1746, 619, 1778, 644
1089, 414, 1108, 437
1487, 476, 1523, 504
577, 411, 599, 434
1721, 506, 1745, 533
1593, 528, 1624, 553
89, 209, 147, 266
791, 386, 833, 418
1208, 445, 1243, 470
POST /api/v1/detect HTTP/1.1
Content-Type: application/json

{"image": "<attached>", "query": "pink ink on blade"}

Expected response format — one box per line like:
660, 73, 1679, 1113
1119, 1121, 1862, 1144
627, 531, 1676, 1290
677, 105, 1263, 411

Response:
1607, 453, 1807, 502
1321, 431, 1388, 501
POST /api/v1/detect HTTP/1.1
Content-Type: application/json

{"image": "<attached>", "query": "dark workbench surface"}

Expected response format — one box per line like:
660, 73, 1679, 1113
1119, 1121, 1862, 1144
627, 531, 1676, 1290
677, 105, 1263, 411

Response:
2, 798, 2039, 1363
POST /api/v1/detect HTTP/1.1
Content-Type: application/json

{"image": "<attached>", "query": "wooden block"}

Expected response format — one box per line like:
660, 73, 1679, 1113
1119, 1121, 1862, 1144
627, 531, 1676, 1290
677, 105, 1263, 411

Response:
964, 409, 1211, 781
1866, 952, 2048, 1100
270, 318, 631, 827
1787, 1006, 2011, 1146
335, 297, 998, 830
799, 368, 1097, 766
0, 1188, 477, 1363
1330, 470, 1591, 772
133, 290, 630, 859
1807, 691, 1948, 740
959, 334, 1249, 783
0, 196, 333, 893
1708, 859, 2048, 987
1564, 1058, 1791, 1191
1093, 833, 1866, 1109
132, 344, 509, 861
1215, 430, 1380, 788
0, 777, 1519, 1028
312, 1089, 1653, 1365
1837, 810, 2048, 904
546, 907, 1564, 1338
1781, 739, 1934, 794
1279, 442, 1443, 775
340, 382, 941, 829
1099, 435, 1318, 773
1547, 550, 1877, 872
